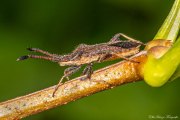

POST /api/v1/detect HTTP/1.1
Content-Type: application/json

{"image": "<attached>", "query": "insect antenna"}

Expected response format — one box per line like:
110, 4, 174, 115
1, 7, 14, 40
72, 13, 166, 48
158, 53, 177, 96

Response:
16, 55, 59, 62
17, 48, 63, 62
27, 48, 59, 57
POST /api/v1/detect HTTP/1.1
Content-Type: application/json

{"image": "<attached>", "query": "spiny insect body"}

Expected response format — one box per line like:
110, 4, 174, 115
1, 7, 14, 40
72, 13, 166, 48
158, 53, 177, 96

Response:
17, 33, 144, 96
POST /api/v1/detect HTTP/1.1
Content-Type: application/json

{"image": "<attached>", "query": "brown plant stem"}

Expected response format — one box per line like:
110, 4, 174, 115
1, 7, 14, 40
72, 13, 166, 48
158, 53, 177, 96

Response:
0, 51, 147, 120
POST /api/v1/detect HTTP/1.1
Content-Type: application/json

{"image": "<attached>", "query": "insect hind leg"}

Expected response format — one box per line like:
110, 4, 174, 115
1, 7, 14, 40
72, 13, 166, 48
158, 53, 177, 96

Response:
110, 33, 145, 45
52, 65, 81, 97
113, 53, 140, 63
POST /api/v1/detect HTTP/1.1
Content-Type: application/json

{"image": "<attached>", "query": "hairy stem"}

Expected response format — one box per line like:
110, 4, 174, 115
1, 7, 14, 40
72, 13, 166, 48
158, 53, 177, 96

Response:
0, 52, 146, 120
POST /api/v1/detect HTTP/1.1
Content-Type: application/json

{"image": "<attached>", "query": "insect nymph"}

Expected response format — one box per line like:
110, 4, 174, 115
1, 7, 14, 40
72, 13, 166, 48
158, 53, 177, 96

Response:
17, 33, 144, 96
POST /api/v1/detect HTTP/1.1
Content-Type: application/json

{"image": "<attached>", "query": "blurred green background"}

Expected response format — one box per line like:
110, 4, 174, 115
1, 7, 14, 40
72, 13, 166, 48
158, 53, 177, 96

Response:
0, 0, 180, 120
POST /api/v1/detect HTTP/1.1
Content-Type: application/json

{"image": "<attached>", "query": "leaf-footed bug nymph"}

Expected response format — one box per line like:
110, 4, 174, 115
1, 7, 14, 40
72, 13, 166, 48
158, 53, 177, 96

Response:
17, 33, 145, 97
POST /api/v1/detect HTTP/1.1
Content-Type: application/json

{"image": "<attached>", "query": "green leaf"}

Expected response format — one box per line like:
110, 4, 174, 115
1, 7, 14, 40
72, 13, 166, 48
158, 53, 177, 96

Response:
169, 65, 180, 81
154, 0, 180, 42
144, 36, 180, 87
144, 0, 180, 87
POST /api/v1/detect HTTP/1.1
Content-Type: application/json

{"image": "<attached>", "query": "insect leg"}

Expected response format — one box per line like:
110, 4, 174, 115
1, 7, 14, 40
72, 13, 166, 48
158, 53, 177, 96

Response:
97, 51, 139, 63
118, 56, 139, 63
110, 33, 145, 45
82, 61, 112, 86
112, 53, 140, 63
27, 48, 59, 57
64, 66, 82, 79
70, 51, 83, 61
16, 55, 59, 62
52, 65, 81, 97
82, 63, 93, 79
97, 54, 112, 63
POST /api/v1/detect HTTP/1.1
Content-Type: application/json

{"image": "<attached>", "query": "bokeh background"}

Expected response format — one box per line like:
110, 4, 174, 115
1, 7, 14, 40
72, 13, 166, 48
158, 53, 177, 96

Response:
0, 0, 179, 120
